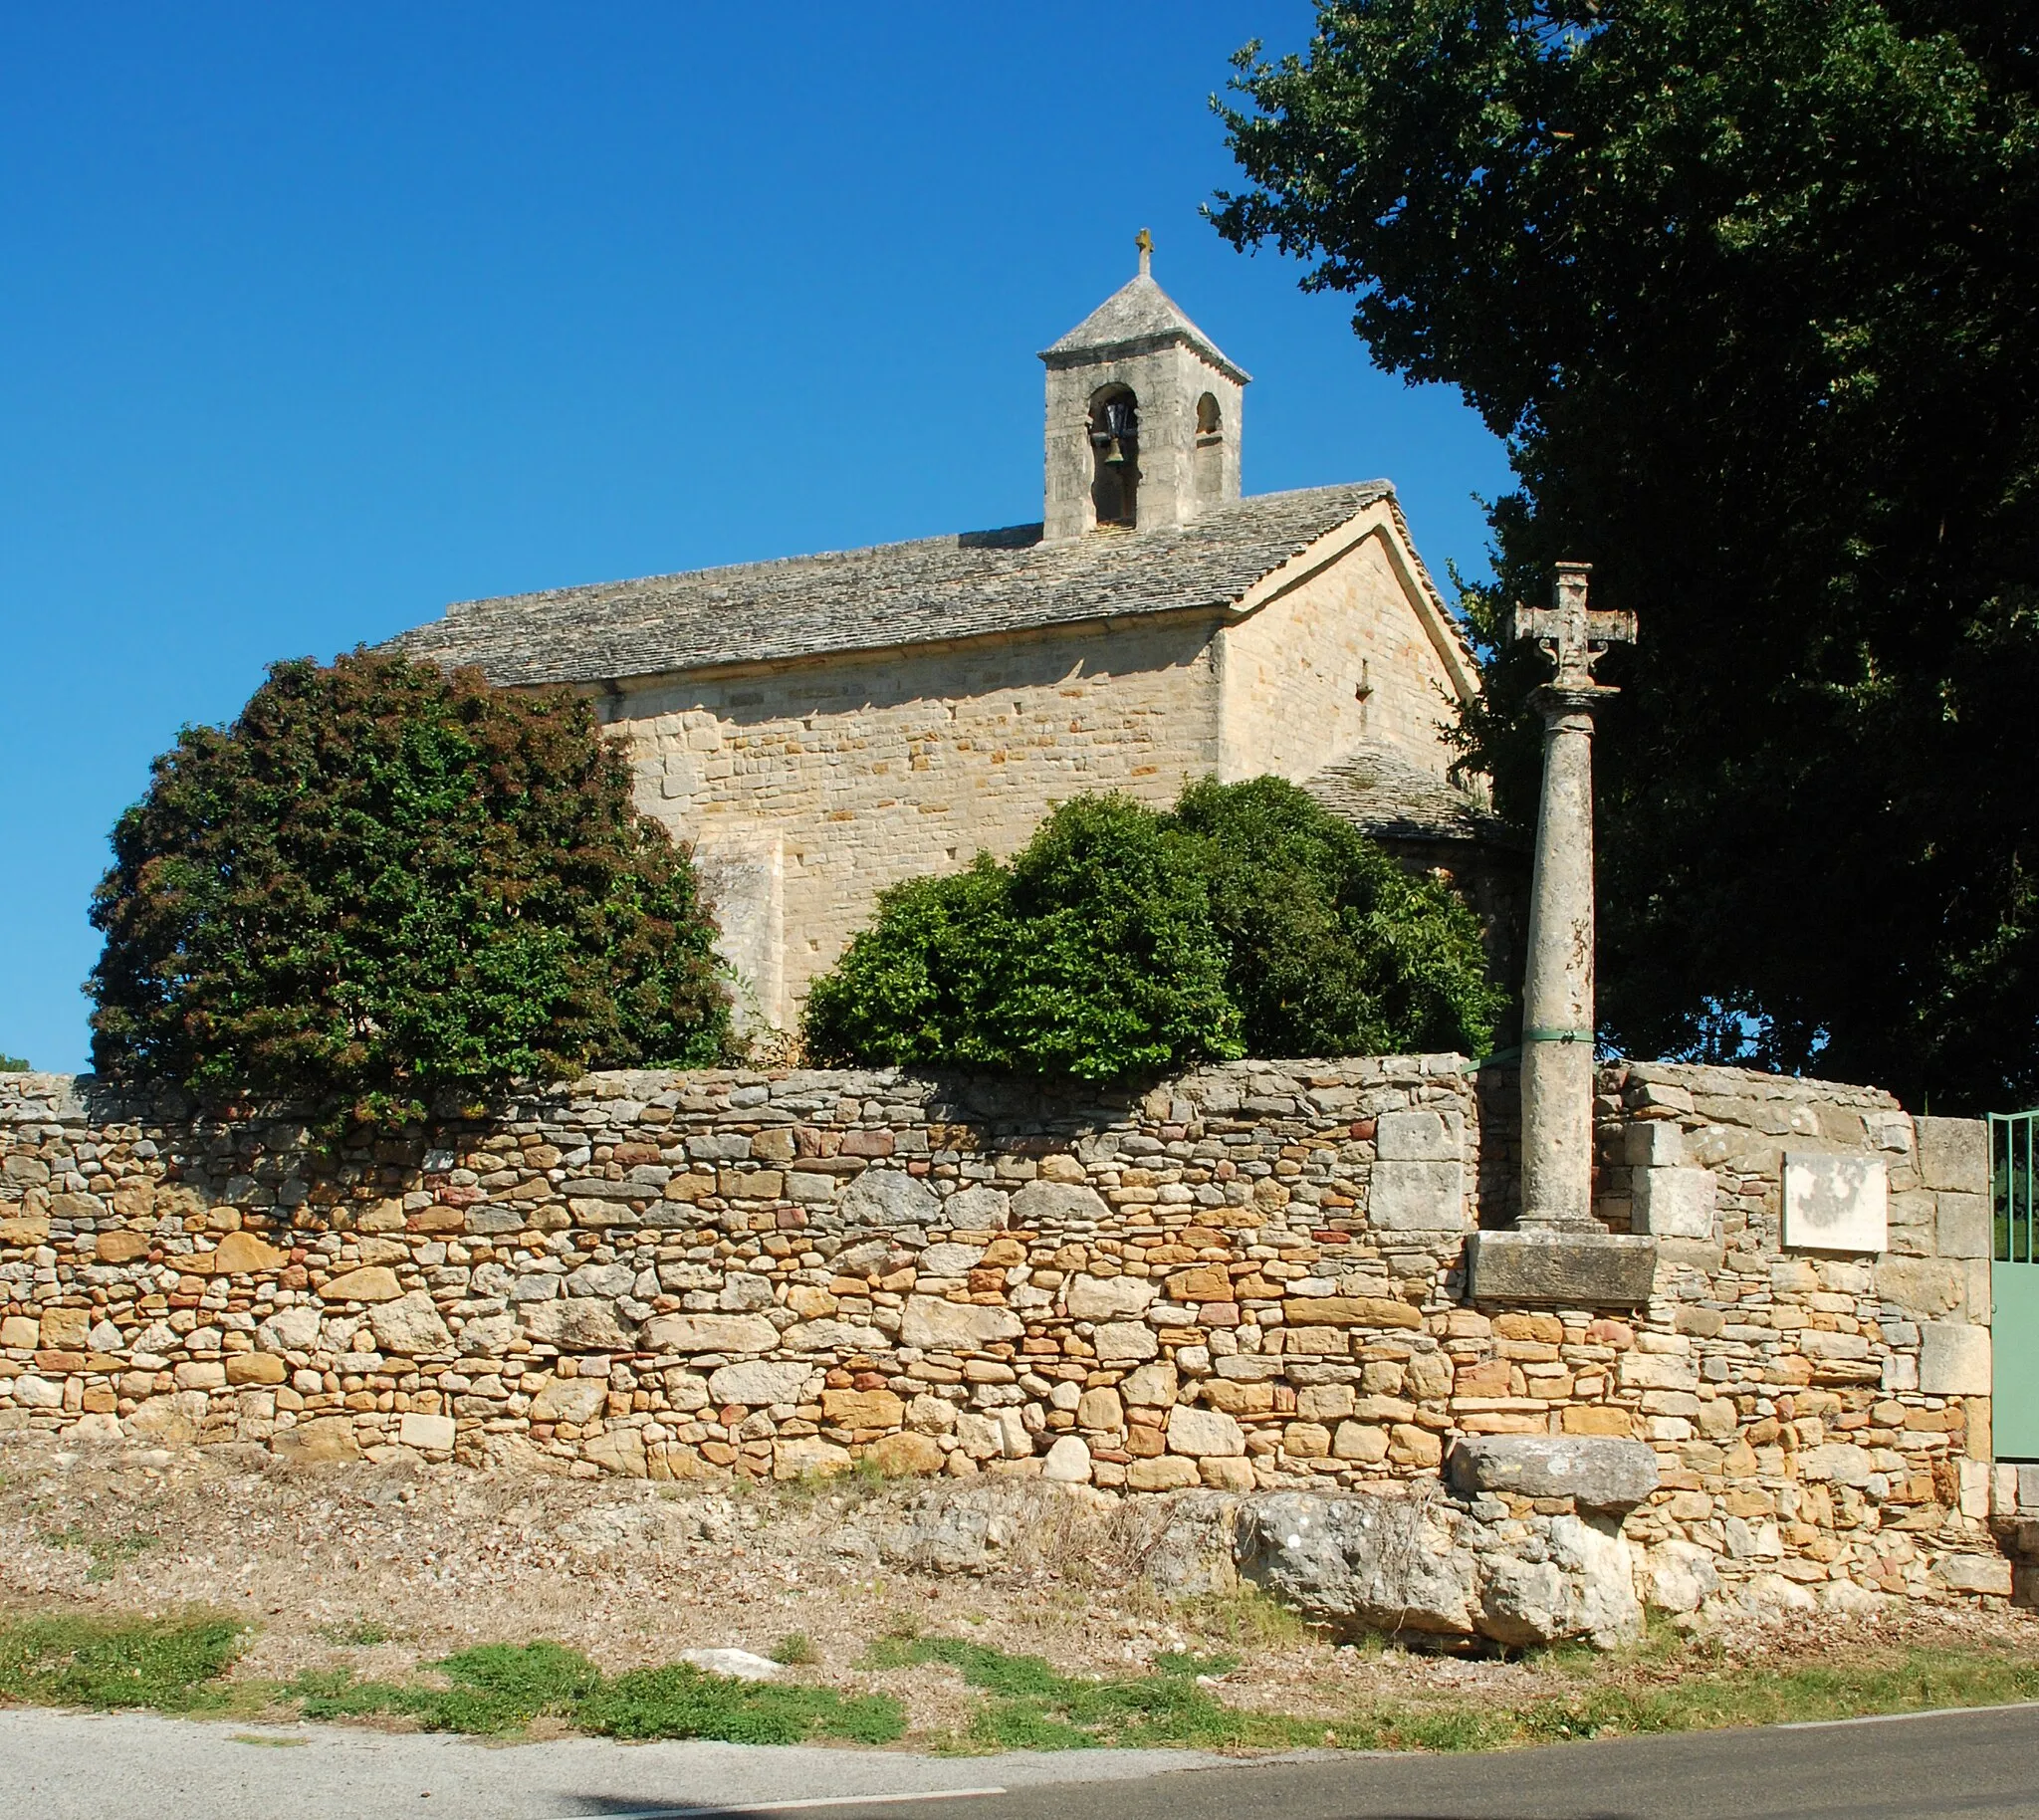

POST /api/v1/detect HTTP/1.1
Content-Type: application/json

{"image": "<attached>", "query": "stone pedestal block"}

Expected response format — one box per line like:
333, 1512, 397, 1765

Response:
1465, 1229, 1658, 1307
1446, 1435, 1660, 1513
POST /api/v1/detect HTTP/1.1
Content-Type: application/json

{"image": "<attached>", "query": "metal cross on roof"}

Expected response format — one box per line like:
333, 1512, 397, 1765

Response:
1508, 561, 1636, 691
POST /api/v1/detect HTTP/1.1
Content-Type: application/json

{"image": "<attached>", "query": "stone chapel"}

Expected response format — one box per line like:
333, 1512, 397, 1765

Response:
392, 245, 1512, 1033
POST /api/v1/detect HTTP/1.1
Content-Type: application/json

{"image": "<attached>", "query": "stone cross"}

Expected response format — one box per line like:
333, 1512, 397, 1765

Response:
1509, 561, 1636, 690
1136, 227, 1153, 277
1510, 562, 1634, 1231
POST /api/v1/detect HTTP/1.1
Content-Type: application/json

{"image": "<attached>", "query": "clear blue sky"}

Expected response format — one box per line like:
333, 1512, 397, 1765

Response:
0, 3, 1511, 1073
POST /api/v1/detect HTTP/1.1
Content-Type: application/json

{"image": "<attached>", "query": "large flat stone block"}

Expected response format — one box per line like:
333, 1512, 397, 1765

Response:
1376, 1108, 1460, 1161
1370, 1158, 1466, 1231
1920, 1320, 1991, 1396
1446, 1435, 1660, 1514
1782, 1152, 1888, 1253
1465, 1230, 1658, 1308
1632, 1165, 1714, 1239
1918, 1116, 1989, 1195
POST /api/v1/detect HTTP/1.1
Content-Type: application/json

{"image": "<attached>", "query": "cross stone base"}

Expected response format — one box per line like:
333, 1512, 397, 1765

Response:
1465, 1229, 1658, 1308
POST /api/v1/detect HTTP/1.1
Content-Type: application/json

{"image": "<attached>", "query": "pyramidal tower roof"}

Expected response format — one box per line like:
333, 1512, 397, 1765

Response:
1040, 238, 1250, 385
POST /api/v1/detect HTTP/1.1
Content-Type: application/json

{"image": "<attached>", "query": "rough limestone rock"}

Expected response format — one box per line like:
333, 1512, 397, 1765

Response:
1042, 1435, 1092, 1482
1238, 1488, 1645, 1649
1136, 1492, 1243, 1598
1009, 1181, 1108, 1223
528, 1378, 608, 1424
866, 1430, 945, 1476
1065, 1274, 1158, 1320
1168, 1405, 1246, 1458
1476, 1513, 1642, 1649
637, 1311, 774, 1354
1446, 1435, 1660, 1514
680, 1648, 781, 1682
526, 1299, 642, 1352
317, 1265, 402, 1304
1237, 1491, 1478, 1639
582, 1426, 649, 1478
871, 1490, 1011, 1573
707, 1360, 813, 1407
366, 1290, 453, 1357
898, 1296, 1024, 1350
839, 1170, 941, 1227
1643, 1539, 1722, 1613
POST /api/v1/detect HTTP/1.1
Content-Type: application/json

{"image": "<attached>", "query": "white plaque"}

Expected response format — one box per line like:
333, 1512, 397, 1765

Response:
1782, 1151, 1888, 1253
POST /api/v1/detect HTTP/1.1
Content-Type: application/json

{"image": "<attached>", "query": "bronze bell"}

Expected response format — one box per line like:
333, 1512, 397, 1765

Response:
1102, 436, 1126, 466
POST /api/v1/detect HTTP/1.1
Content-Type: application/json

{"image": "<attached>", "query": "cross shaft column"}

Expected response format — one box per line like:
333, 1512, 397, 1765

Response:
1518, 687, 1605, 1229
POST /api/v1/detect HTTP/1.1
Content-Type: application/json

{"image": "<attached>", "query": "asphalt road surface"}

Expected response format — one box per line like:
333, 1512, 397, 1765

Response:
4, 1703, 2038, 1820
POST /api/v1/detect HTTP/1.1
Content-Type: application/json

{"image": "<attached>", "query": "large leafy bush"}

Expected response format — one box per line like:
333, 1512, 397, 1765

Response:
802, 779, 1501, 1078
88, 650, 731, 1113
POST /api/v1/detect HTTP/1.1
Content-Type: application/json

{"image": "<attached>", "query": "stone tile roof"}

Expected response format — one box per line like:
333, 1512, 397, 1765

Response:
388, 481, 1396, 691
1303, 743, 1521, 848
1040, 273, 1249, 383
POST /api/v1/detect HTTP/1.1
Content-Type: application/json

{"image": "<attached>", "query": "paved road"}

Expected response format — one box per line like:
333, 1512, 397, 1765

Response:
4, 1703, 2038, 1820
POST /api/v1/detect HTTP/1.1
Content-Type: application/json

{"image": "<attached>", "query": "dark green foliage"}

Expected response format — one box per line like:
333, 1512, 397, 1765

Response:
87, 650, 730, 1116
802, 795, 1243, 1079
802, 782, 1499, 1078
1174, 777, 1504, 1057
0, 1055, 28, 1072
0, 1614, 242, 1711
1213, 0, 2039, 1107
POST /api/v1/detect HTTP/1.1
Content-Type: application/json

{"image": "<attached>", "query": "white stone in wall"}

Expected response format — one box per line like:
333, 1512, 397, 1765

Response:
1376, 1108, 1460, 1161
1632, 1166, 1715, 1240
1782, 1151, 1888, 1253
1369, 1158, 1466, 1231
1920, 1321, 1991, 1396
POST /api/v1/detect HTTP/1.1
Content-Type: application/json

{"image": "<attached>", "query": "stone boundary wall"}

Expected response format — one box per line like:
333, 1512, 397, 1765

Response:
0, 1056, 2011, 1610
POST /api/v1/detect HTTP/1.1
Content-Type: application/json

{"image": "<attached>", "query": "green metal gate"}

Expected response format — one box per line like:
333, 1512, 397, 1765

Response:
1990, 1111, 2039, 1459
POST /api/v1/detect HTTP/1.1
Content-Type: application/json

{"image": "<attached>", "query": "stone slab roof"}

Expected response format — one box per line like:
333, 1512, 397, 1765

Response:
1040, 273, 1249, 382
1303, 743, 1521, 848
389, 481, 1396, 691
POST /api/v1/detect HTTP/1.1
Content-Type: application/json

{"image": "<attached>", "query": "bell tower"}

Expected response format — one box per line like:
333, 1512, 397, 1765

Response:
1039, 231, 1249, 542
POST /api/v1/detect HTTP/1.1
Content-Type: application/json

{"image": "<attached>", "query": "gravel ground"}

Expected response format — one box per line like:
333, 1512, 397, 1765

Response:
1, 1433, 2030, 1743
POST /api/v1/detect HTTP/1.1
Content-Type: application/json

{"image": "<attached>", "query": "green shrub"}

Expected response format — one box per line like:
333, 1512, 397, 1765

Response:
803, 795, 1241, 1080
0, 1054, 29, 1072
802, 780, 1501, 1078
87, 651, 731, 1118
1174, 776, 1504, 1059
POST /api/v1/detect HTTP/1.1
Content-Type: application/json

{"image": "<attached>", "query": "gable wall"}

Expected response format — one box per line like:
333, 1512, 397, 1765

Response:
606, 614, 1225, 1026
1217, 520, 1466, 786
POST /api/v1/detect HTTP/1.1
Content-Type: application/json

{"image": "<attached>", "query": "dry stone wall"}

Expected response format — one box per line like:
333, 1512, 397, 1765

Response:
0, 1057, 2010, 1612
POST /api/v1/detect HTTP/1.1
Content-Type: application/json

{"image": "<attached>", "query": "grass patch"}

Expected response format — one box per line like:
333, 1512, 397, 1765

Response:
0, 1613, 243, 1711
291, 1641, 904, 1745
318, 1618, 393, 1647
862, 1635, 1321, 1751
772, 1632, 818, 1667
39, 1526, 160, 1583
5, 1611, 2037, 1756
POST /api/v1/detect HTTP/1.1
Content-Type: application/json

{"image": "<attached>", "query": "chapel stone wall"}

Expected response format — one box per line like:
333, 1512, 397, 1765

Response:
1216, 517, 1465, 787
0, 1058, 2012, 1605
607, 613, 1224, 1026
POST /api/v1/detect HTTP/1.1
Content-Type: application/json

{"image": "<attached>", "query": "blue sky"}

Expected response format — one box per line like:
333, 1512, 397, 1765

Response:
0, 3, 1512, 1072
